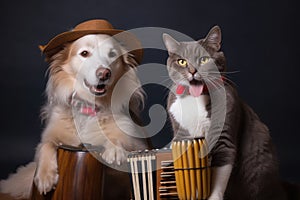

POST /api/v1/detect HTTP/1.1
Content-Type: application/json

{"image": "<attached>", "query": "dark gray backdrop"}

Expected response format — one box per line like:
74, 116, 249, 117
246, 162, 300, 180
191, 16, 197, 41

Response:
0, 0, 299, 183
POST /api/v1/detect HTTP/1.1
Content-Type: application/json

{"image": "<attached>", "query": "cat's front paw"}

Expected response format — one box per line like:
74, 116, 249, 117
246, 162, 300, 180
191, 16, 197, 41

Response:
208, 193, 223, 200
101, 144, 127, 165
34, 162, 59, 195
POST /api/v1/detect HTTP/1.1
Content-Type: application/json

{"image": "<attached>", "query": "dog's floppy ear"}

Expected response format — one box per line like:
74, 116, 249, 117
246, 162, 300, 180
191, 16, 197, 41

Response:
40, 46, 62, 62
41, 44, 70, 64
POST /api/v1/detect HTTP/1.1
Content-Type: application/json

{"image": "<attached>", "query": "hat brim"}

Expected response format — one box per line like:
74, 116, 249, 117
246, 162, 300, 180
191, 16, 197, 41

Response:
40, 29, 143, 64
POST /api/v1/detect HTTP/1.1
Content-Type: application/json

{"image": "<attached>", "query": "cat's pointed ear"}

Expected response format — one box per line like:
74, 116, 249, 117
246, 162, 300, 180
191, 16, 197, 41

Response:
163, 33, 180, 55
203, 26, 222, 51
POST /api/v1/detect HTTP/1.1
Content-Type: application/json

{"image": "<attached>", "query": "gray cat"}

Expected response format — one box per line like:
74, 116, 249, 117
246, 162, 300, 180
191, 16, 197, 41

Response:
163, 26, 287, 200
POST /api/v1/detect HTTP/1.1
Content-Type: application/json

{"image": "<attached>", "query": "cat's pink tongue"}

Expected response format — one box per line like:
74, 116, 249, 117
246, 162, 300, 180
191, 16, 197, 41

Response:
189, 84, 204, 97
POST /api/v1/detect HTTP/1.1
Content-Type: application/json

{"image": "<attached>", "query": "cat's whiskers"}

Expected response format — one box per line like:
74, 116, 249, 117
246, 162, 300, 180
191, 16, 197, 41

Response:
206, 70, 240, 75
160, 71, 237, 96
197, 73, 220, 87
204, 78, 222, 91
203, 72, 238, 87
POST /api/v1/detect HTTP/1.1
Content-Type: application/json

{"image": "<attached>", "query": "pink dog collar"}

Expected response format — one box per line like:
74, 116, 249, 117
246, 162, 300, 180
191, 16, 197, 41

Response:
70, 92, 100, 117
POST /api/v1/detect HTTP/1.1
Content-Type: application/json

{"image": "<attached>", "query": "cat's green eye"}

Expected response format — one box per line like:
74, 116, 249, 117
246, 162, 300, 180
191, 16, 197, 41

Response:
200, 56, 210, 65
177, 59, 188, 67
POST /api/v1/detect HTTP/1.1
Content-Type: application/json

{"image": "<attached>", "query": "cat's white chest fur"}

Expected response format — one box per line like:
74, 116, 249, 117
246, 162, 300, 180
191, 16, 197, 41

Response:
170, 94, 211, 137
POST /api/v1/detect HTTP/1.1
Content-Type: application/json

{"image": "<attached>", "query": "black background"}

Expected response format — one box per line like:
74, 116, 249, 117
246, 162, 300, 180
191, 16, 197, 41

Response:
0, 0, 299, 183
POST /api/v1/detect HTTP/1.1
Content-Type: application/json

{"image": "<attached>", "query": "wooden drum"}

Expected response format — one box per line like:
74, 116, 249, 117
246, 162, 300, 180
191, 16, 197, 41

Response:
31, 145, 104, 200
172, 138, 211, 200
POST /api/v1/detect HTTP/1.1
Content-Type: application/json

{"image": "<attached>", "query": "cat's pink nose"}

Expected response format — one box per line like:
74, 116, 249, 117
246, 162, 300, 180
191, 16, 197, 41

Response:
188, 66, 197, 75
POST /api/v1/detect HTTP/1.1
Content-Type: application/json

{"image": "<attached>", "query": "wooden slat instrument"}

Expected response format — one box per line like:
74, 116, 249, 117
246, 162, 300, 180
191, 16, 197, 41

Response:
128, 137, 211, 200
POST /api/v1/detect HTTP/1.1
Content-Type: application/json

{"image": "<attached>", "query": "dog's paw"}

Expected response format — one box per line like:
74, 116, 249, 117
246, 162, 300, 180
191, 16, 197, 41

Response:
34, 163, 59, 195
102, 145, 128, 165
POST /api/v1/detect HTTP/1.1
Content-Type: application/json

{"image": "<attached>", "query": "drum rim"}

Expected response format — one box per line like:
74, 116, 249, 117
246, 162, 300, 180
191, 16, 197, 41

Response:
58, 143, 102, 152
172, 136, 205, 142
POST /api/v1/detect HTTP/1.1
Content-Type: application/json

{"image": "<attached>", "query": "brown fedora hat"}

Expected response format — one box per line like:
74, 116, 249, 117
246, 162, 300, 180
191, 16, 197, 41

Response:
39, 19, 143, 63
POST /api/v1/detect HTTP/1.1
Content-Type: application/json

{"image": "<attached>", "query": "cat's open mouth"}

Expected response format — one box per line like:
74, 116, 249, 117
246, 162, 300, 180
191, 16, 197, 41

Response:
189, 79, 204, 97
176, 79, 206, 97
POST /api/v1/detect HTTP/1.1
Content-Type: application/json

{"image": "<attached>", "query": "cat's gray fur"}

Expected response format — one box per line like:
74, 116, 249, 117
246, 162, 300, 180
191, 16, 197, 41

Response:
163, 26, 287, 200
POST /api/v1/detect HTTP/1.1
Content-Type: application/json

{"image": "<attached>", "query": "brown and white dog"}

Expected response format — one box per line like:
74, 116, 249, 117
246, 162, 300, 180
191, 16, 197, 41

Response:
0, 21, 150, 199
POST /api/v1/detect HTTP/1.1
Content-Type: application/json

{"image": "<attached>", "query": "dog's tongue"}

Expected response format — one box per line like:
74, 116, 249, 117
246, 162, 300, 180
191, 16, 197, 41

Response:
189, 84, 204, 97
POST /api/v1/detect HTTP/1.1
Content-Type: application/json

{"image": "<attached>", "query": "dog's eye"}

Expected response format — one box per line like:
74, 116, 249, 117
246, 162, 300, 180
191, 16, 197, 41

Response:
108, 51, 117, 58
80, 50, 90, 58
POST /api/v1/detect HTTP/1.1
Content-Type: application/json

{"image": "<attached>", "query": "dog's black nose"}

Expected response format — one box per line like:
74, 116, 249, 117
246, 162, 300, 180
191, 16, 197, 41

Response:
96, 67, 111, 81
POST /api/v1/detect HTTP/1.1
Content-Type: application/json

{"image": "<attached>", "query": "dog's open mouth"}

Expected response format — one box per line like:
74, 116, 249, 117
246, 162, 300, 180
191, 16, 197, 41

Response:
84, 79, 107, 96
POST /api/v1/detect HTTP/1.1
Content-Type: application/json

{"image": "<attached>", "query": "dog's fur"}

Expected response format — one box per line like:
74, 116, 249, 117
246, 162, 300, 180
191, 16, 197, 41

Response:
0, 34, 149, 199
